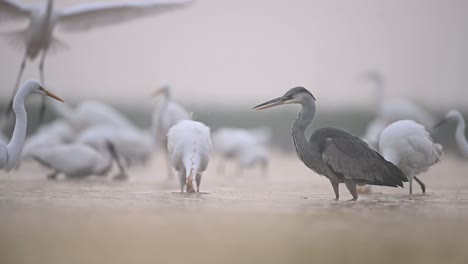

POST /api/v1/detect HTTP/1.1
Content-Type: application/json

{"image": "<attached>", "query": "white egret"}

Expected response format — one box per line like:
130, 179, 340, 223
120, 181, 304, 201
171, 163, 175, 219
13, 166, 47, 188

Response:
379, 120, 443, 194
31, 140, 126, 180
21, 119, 74, 161
1, 0, 192, 118
212, 127, 271, 175
0, 80, 63, 172
49, 99, 138, 132
434, 110, 468, 158
167, 120, 212, 193
77, 124, 153, 169
152, 83, 191, 178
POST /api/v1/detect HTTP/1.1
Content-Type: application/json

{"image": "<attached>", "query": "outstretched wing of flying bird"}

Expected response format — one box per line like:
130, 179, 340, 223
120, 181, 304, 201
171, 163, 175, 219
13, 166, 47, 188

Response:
0, 0, 32, 23
57, 0, 192, 32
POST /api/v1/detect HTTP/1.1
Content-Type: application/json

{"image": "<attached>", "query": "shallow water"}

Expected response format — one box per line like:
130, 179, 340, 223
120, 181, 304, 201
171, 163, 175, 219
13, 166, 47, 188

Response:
1, 153, 468, 263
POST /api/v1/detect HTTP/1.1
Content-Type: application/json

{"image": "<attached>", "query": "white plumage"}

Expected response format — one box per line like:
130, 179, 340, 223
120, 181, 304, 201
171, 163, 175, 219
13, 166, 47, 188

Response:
167, 120, 212, 193
437, 110, 468, 159
212, 127, 271, 175
152, 83, 191, 178
1, 0, 192, 95
0, 80, 63, 172
379, 120, 443, 194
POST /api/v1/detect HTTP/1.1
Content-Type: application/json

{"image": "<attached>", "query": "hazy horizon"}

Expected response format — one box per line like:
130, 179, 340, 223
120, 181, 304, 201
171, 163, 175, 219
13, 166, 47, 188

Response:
1, 0, 467, 111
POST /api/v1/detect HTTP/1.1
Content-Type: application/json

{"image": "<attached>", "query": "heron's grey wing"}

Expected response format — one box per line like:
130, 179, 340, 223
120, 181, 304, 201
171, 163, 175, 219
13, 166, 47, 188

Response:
322, 135, 408, 187
57, 0, 192, 32
0, 0, 32, 23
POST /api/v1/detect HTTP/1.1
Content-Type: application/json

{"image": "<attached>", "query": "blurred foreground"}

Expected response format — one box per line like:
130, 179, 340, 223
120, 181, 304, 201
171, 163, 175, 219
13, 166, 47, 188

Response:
1, 152, 468, 263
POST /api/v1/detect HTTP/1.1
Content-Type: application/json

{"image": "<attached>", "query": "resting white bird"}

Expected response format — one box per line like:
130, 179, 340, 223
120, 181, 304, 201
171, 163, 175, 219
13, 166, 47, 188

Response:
77, 124, 153, 169
434, 110, 468, 159
167, 120, 212, 193
362, 71, 436, 150
1, 0, 192, 119
152, 83, 191, 178
21, 119, 74, 161
212, 127, 271, 175
49, 99, 138, 132
31, 140, 125, 180
379, 120, 443, 194
0, 80, 63, 172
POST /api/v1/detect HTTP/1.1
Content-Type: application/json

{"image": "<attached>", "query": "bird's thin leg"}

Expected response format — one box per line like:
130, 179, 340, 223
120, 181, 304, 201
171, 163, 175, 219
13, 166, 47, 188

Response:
178, 170, 185, 193
38, 47, 49, 124
164, 148, 174, 179
330, 179, 339, 200
47, 170, 59, 180
344, 179, 358, 201
195, 172, 202, 193
261, 160, 268, 177
414, 176, 425, 194
5, 54, 28, 116
409, 179, 413, 195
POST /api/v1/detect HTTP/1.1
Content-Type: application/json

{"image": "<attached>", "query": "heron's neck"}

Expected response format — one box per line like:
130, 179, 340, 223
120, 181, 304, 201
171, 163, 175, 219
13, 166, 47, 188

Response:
292, 97, 317, 159
454, 115, 468, 157
7, 89, 29, 169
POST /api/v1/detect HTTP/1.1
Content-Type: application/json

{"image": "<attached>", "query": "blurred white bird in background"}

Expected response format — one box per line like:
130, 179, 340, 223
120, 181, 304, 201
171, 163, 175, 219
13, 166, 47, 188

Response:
31, 139, 126, 180
152, 82, 191, 178
362, 71, 436, 150
212, 127, 271, 176
167, 120, 212, 193
0, 0, 192, 119
379, 120, 443, 194
434, 110, 468, 159
0, 80, 63, 172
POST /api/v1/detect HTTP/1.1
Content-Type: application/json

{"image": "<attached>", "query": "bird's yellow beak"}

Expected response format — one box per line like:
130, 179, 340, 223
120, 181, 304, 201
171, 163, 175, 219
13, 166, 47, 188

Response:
152, 88, 165, 97
40, 87, 64, 102
253, 97, 285, 110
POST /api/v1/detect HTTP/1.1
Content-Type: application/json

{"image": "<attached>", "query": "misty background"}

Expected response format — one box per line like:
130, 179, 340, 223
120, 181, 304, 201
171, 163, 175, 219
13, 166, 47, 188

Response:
0, 0, 467, 152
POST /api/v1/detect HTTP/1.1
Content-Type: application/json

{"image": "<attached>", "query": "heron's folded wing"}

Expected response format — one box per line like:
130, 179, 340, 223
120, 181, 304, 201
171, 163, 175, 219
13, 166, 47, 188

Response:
322, 136, 408, 187
57, 0, 192, 32
0, 0, 32, 23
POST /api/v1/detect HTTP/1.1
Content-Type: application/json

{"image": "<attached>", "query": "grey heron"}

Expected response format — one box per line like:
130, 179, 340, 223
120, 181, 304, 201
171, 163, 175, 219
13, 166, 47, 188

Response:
253, 87, 408, 201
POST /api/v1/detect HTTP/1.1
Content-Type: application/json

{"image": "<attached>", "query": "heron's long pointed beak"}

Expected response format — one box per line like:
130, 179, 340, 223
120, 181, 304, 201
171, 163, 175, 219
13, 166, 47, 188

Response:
433, 118, 448, 129
40, 87, 64, 102
253, 97, 285, 110
152, 88, 165, 97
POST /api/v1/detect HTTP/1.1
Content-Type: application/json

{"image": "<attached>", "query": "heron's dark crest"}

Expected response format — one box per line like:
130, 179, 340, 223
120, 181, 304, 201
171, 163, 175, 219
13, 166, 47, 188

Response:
284, 86, 316, 101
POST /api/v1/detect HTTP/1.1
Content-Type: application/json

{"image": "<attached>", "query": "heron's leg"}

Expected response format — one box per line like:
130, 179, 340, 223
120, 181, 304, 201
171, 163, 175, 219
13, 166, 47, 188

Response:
195, 172, 202, 193
344, 179, 358, 201
329, 179, 339, 200
261, 160, 268, 177
178, 169, 185, 193
47, 170, 59, 180
6, 54, 28, 116
414, 176, 425, 194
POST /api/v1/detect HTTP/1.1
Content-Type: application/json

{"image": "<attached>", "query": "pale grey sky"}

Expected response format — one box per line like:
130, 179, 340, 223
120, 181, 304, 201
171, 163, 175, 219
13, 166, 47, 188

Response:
1, 0, 467, 110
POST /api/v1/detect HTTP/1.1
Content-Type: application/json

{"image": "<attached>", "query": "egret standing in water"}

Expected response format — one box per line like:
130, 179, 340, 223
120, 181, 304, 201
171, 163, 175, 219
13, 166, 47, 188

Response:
0, 80, 63, 172
253, 87, 407, 201
167, 120, 212, 193
152, 83, 191, 178
434, 110, 468, 159
379, 120, 443, 194
0, 0, 192, 119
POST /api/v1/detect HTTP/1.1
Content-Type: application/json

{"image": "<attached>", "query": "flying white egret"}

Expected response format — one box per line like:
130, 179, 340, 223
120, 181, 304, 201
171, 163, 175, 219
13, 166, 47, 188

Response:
362, 71, 437, 150
212, 127, 271, 175
31, 140, 126, 180
152, 83, 191, 178
379, 120, 443, 194
0, 0, 192, 118
434, 110, 468, 159
167, 120, 212, 193
0, 80, 63, 172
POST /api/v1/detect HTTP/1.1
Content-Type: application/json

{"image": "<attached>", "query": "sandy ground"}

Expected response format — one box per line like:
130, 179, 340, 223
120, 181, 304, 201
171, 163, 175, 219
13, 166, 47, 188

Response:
1, 152, 468, 264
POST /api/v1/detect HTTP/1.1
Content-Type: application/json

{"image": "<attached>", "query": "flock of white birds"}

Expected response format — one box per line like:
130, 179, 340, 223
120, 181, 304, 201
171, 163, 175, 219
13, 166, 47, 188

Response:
0, 0, 467, 196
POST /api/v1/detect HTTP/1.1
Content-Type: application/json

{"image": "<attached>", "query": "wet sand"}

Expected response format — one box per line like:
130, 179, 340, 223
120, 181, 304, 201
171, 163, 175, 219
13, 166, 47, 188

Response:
1, 152, 468, 264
